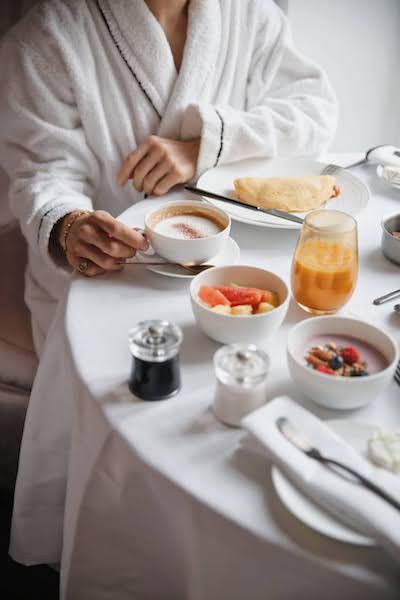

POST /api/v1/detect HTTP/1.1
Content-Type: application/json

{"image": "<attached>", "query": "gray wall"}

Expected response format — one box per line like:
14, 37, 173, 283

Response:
288, 0, 400, 152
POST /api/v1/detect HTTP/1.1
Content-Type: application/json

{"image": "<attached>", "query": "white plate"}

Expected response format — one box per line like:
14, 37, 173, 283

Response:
198, 157, 370, 230
377, 164, 400, 190
272, 420, 379, 546
136, 236, 240, 279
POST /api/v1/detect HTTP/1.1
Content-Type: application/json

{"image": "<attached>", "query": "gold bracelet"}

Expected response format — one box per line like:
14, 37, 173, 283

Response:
62, 210, 91, 252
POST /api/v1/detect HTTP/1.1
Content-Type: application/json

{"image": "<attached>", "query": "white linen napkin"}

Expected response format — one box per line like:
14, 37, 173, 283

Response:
242, 396, 400, 562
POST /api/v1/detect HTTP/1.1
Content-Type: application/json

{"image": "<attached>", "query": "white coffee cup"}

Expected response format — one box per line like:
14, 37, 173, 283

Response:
144, 201, 231, 264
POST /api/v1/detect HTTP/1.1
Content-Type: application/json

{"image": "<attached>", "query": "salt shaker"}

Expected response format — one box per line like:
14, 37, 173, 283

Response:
213, 344, 270, 427
128, 320, 183, 401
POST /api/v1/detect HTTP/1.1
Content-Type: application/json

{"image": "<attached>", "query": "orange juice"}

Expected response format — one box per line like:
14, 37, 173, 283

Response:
292, 238, 358, 314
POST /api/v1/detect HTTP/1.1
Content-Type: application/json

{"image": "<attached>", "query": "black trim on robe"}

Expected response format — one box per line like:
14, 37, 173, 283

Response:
96, 0, 162, 119
214, 109, 224, 167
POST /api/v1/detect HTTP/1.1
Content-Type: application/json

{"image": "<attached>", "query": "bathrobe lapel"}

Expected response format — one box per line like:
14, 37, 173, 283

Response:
158, 0, 222, 138
98, 0, 221, 137
99, 0, 177, 118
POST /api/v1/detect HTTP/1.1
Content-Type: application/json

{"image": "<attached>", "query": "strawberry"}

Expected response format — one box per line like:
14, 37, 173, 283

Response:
316, 364, 336, 376
340, 346, 359, 365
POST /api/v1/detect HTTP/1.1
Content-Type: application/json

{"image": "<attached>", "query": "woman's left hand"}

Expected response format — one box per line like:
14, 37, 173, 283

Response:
117, 136, 200, 196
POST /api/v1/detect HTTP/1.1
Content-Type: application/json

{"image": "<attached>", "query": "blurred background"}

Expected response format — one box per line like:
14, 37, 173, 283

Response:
287, 0, 400, 152
1, 0, 399, 153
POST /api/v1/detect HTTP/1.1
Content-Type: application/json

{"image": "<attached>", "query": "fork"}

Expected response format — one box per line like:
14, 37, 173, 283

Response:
321, 158, 367, 177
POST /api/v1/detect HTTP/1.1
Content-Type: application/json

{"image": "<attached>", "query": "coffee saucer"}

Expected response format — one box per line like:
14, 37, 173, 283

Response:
136, 236, 240, 279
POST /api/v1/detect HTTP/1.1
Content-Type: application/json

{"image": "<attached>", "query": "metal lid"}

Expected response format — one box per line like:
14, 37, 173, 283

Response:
128, 320, 183, 362
214, 344, 270, 387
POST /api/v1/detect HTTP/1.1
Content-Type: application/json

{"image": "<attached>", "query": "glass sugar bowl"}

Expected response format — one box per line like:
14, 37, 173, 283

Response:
128, 320, 183, 401
213, 344, 270, 427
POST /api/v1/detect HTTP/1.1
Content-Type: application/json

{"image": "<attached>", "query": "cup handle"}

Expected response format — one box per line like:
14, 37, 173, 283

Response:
136, 246, 156, 260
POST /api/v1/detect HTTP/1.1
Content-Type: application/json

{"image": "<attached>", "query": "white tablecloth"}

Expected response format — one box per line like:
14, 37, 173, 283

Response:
12, 156, 400, 598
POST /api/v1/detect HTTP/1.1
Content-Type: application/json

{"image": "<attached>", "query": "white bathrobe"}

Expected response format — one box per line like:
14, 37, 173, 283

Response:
0, 0, 337, 349
0, 0, 337, 566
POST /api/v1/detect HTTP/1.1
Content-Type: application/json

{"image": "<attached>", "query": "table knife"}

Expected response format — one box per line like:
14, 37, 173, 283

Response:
277, 417, 400, 512
185, 185, 304, 225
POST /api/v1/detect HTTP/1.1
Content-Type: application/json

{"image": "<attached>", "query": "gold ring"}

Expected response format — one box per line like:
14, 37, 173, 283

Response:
78, 260, 88, 274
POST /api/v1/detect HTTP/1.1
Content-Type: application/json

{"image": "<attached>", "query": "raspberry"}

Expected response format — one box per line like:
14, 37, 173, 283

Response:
316, 364, 336, 376
340, 346, 360, 365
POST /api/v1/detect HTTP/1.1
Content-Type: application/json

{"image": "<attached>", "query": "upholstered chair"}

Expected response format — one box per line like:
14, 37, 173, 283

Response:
0, 0, 39, 491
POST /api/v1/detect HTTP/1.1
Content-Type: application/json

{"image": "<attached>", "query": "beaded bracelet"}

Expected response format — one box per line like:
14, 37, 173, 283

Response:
61, 210, 91, 252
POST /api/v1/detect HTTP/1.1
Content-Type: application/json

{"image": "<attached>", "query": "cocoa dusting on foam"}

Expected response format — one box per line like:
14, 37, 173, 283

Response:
172, 222, 205, 239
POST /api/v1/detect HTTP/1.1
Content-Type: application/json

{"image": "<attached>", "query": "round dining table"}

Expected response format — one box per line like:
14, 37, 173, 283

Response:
18, 155, 400, 599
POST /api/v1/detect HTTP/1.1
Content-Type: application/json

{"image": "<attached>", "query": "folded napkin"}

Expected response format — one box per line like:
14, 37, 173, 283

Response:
242, 396, 400, 562
383, 165, 400, 182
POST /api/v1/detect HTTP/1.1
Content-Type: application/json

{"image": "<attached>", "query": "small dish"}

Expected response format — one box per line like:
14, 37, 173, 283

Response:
190, 265, 289, 344
381, 212, 400, 266
287, 316, 398, 410
137, 236, 240, 279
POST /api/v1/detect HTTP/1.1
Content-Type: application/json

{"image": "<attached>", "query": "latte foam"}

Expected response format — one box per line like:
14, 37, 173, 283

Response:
154, 214, 222, 240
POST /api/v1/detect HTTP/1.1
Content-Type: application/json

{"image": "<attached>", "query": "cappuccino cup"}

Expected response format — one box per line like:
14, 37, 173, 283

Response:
143, 201, 230, 264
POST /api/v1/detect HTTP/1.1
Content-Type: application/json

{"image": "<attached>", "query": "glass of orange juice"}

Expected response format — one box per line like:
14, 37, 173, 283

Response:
291, 210, 358, 315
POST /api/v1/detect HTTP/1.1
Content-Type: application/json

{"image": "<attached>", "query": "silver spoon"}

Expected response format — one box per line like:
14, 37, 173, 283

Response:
123, 260, 214, 275
276, 417, 400, 511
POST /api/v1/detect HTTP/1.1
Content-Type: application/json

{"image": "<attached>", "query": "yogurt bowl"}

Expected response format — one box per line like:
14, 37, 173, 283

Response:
287, 316, 398, 410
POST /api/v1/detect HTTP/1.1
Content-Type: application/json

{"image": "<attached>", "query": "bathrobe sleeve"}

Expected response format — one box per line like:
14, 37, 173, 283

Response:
0, 24, 99, 274
187, 5, 338, 177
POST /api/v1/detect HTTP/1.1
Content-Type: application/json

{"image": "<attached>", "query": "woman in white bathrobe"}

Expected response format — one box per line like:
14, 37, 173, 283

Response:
0, 0, 337, 353
0, 0, 339, 572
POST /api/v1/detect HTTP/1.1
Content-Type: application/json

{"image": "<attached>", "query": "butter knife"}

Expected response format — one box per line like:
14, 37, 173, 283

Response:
185, 185, 304, 225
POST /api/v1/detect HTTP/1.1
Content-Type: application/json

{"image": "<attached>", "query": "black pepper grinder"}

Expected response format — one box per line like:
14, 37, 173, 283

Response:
128, 320, 183, 401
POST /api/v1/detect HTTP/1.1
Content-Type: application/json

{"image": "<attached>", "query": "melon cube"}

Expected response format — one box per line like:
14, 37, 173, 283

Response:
231, 304, 253, 316
211, 304, 232, 315
261, 291, 280, 307
256, 302, 275, 314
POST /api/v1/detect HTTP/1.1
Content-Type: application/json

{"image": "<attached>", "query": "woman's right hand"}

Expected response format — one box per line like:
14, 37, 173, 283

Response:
59, 210, 149, 276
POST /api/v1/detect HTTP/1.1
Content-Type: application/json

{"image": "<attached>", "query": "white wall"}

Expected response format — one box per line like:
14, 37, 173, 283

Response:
288, 0, 400, 152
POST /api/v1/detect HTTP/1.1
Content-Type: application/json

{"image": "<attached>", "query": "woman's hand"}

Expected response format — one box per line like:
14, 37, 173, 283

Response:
59, 210, 149, 277
118, 136, 200, 196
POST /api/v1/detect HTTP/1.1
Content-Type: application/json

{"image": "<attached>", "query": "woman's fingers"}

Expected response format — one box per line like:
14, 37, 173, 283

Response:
142, 161, 171, 195
79, 221, 136, 258
153, 173, 181, 196
118, 137, 200, 196
67, 254, 106, 277
132, 148, 163, 192
89, 211, 149, 250
117, 139, 151, 186
70, 241, 124, 272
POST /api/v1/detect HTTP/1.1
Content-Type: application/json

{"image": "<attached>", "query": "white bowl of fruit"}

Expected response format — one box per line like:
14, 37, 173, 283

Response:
190, 265, 289, 345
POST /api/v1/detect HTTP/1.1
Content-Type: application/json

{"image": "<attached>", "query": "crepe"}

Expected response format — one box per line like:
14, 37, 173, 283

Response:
233, 175, 339, 213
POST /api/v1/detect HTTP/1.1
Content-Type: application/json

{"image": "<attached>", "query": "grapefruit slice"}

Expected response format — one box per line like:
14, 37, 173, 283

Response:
198, 286, 230, 307
215, 286, 262, 308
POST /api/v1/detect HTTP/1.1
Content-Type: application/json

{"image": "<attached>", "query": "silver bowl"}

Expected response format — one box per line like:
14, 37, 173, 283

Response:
381, 213, 400, 265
